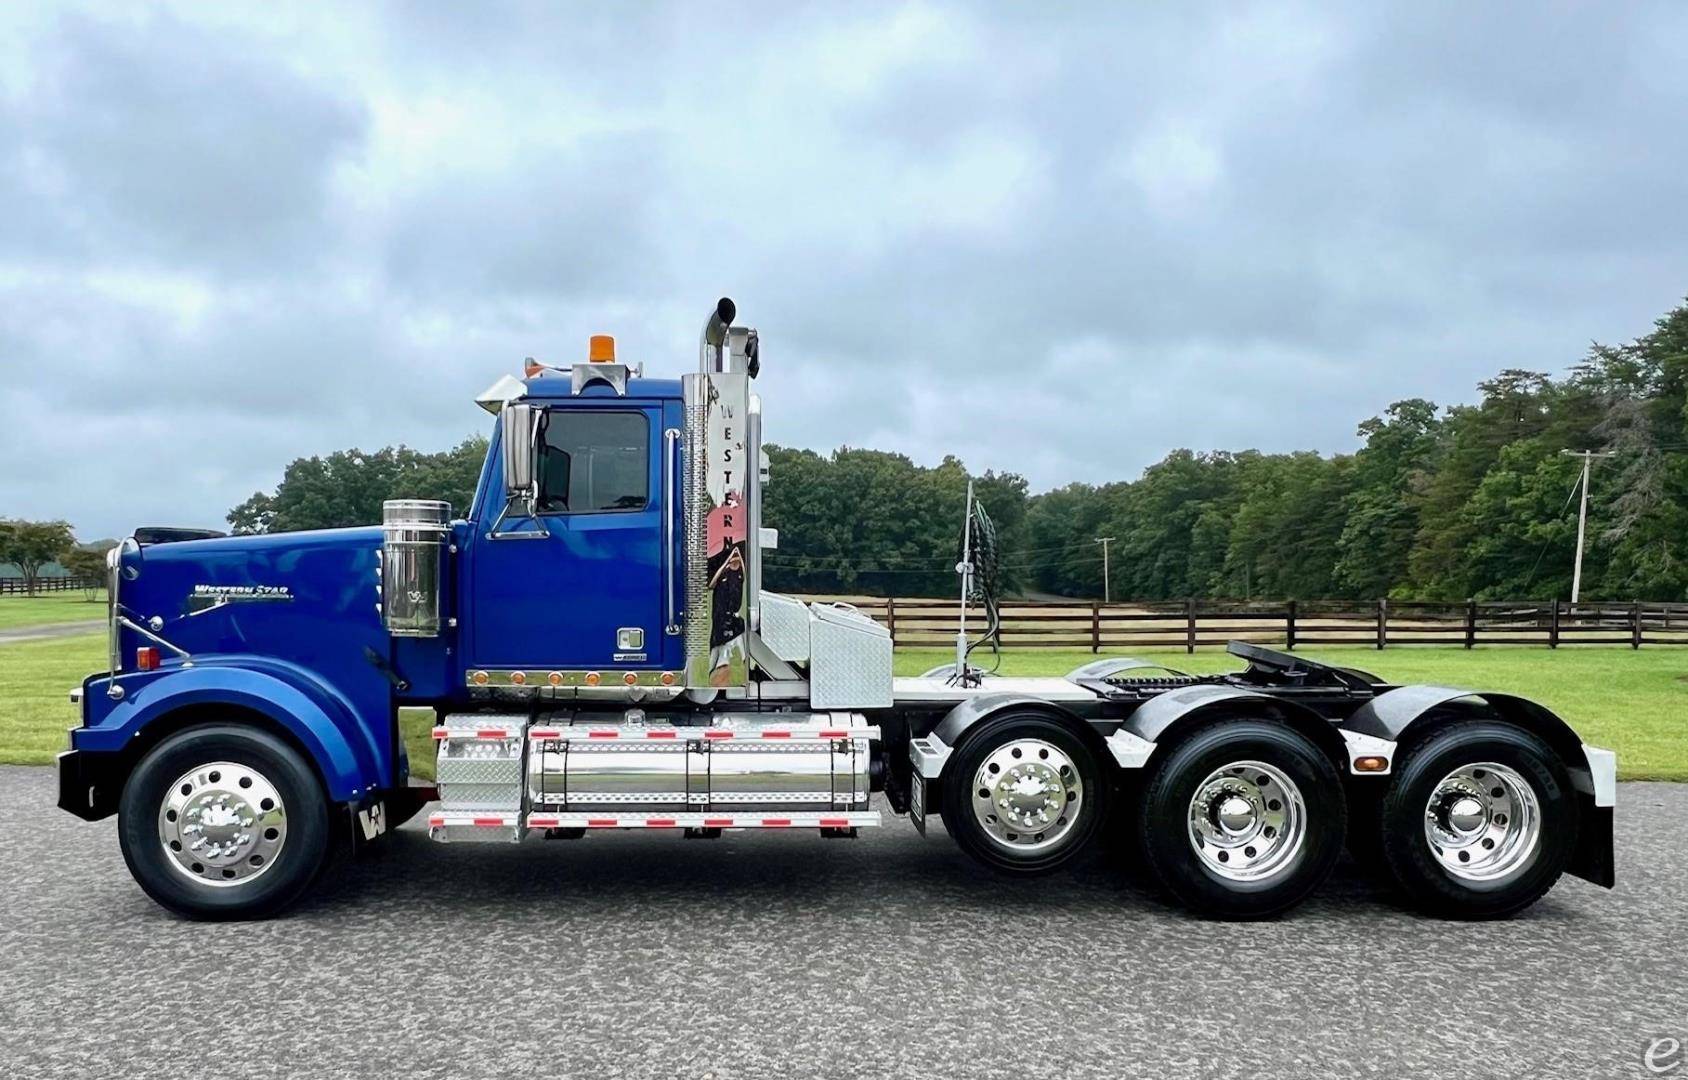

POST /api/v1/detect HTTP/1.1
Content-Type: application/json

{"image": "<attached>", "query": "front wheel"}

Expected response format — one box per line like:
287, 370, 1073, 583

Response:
1374, 721, 1576, 919
118, 724, 331, 920
1135, 720, 1346, 919
940, 712, 1108, 875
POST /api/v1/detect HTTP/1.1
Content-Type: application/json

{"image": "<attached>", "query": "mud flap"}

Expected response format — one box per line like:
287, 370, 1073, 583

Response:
909, 773, 929, 835
1571, 801, 1615, 888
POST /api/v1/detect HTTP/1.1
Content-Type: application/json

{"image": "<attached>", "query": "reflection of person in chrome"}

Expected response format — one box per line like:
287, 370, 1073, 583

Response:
705, 491, 748, 686
706, 543, 746, 685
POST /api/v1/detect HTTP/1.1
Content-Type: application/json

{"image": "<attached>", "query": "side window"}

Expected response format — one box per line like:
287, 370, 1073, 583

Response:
536, 410, 649, 513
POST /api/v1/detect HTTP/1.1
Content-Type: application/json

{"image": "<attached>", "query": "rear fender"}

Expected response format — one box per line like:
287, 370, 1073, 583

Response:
73, 660, 384, 803
1119, 684, 1349, 774
1341, 685, 1615, 888
913, 693, 1108, 793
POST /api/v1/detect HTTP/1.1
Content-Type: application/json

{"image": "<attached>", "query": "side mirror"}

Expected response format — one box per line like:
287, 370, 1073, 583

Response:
501, 403, 538, 503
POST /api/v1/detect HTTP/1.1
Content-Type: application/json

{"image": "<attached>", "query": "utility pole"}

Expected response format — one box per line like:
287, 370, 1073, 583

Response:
1559, 450, 1614, 603
1094, 536, 1114, 603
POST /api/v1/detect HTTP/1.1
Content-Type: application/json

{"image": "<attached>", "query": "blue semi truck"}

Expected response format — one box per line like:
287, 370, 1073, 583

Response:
58, 299, 1616, 921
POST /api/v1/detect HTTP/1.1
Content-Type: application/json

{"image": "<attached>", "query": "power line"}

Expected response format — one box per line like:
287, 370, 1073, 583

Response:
1520, 470, 1584, 593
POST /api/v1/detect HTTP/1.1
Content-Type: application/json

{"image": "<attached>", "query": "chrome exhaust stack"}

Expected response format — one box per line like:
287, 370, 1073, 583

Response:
680, 297, 757, 691
699, 296, 736, 373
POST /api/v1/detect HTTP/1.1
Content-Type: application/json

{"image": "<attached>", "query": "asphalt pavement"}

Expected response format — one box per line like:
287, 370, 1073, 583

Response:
0, 619, 105, 643
2, 765, 1684, 1079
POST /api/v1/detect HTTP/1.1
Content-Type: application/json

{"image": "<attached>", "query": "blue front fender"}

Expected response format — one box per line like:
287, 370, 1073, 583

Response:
76, 659, 387, 802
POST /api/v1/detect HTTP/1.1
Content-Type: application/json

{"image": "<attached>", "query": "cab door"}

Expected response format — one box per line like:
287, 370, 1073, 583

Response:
470, 399, 680, 672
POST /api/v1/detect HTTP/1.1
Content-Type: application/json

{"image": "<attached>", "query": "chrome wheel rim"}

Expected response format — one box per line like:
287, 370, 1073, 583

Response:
1423, 762, 1540, 883
157, 762, 287, 886
1187, 760, 1306, 882
971, 738, 1084, 853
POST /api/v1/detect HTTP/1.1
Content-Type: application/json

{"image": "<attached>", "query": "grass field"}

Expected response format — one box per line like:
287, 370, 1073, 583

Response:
6, 634, 1684, 780
0, 591, 106, 631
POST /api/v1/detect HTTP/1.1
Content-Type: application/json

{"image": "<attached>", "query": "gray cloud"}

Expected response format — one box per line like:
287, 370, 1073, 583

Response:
2, 1, 1685, 540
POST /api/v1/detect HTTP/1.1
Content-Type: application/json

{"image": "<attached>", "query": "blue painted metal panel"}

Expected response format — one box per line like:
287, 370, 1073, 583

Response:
468, 396, 675, 670
76, 660, 382, 801
102, 528, 399, 790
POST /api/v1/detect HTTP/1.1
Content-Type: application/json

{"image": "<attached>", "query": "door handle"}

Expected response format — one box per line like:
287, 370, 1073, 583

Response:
662, 427, 682, 635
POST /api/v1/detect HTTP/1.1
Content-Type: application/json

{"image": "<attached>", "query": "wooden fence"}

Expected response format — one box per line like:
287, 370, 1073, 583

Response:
0, 576, 101, 596
791, 595, 1688, 651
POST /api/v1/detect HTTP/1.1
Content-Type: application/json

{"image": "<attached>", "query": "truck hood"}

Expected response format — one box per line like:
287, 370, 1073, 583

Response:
118, 527, 386, 662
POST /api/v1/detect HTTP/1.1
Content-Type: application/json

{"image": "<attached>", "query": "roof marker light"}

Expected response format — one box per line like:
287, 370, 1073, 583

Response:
589, 335, 615, 363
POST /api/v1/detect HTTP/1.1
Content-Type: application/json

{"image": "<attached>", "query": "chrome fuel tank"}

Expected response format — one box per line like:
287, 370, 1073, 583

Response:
526, 711, 872, 811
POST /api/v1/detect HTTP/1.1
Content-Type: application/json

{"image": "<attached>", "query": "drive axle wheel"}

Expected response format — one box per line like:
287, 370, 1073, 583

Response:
1135, 720, 1345, 919
119, 725, 330, 921
941, 713, 1106, 875
1375, 721, 1575, 919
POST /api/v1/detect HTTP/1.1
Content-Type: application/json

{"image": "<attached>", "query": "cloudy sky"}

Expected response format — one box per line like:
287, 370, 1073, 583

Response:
4, 2, 1687, 540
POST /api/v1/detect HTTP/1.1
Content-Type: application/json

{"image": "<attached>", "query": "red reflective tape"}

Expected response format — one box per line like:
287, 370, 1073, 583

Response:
646, 730, 677, 739
762, 818, 792, 827
427, 815, 445, 827
817, 730, 848, 738
528, 816, 559, 828
703, 730, 733, 740
762, 731, 791, 739
528, 728, 560, 739
586, 819, 618, 828
703, 818, 734, 827
588, 730, 619, 739
646, 818, 678, 828
475, 729, 508, 739
472, 816, 507, 827
819, 818, 849, 827
431, 727, 450, 740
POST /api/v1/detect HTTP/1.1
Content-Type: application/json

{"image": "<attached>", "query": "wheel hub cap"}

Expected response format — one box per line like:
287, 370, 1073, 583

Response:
1187, 761, 1307, 883
1215, 795, 1256, 834
157, 762, 287, 886
1423, 762, 1541, 883
972, 739, 1083, 853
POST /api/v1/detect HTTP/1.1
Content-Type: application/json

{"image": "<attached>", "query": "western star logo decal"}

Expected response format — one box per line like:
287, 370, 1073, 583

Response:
186, 584, 293, 613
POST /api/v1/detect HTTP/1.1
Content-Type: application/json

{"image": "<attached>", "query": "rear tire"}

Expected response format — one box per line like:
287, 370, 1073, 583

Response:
118, 724, 330, 921
1135, 720, 1346, 919
1375, 721, 1575, 919
940, 712, 1107, 875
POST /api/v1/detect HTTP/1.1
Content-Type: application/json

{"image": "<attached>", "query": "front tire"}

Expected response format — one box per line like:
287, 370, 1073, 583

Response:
940, 712, 1107, 875
1375, 721, 1575, 919
1135, 720, 1346, 919
118, 724, 330, 920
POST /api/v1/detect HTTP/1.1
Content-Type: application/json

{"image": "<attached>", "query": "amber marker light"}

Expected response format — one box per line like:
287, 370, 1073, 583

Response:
660, 672, 676, 686
471, 670, 489, 686
548, 672, 564, 687
623, 672, 639, 686
589, 335, 615, 363
509, 671, 527, 686
584, 672, 601, 687
1354, 756, 1389, 773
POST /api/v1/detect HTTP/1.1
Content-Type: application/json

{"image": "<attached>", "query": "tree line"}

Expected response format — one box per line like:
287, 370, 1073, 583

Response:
0, 519, 108, 595
18, 297, 1682, 605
